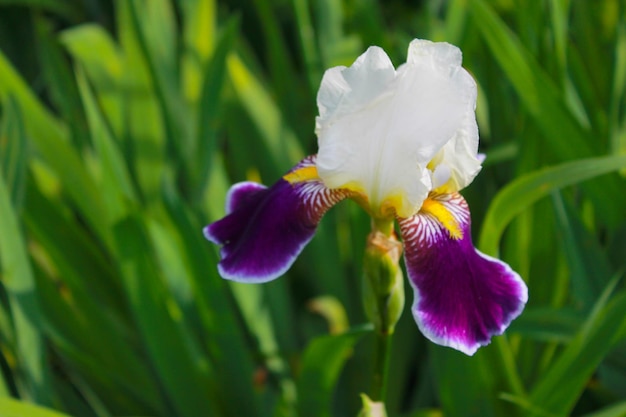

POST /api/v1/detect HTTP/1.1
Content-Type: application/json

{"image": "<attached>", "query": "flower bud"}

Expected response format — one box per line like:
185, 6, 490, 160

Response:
362, 230, 405, 335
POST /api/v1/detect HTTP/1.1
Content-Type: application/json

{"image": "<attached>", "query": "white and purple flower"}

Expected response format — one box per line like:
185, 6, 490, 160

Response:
204, 39, 527, 355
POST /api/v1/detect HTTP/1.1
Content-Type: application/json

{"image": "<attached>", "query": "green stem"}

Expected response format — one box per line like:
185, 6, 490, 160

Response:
362, 222, 403, 405
371, 329, 392, 402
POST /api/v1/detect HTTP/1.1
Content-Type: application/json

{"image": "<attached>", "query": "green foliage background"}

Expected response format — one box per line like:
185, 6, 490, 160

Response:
0, 0, 626, 416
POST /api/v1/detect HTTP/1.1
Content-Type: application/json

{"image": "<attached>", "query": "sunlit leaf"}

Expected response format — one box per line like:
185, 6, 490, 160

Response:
0, 398, 71, 417
479, 155, 626, 256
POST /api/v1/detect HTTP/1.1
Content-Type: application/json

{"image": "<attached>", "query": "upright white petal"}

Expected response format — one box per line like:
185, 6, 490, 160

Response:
316, 46, 396, 126
315, 39, 480, 218
429, 113, 482, 193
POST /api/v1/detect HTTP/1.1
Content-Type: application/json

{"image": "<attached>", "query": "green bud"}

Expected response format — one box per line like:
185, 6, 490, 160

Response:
362, 230, 405, 335
357, 393, 388, 417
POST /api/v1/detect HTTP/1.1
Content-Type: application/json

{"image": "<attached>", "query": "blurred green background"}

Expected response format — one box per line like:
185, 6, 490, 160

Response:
0, 0, 626, 416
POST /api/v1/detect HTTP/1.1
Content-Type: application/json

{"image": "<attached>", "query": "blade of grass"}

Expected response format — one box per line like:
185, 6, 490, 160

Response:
296, 325, 371, 417
190, 16, 238, 201
0, 397, 71, 417
229, 281, 297, 415
469, 0, 626, 227
75, 64, 137, 220
469, 0, 591, 158
23, 178, 125, 318
32, 257, 167, 415
180, 0, 217, 103
432, 347, 496, 417
250, 0, 303, 135
0, 49, 111, 245
126, 0, 191, 194
0, 298, 15, 396
0, 95, 27, 209
292, 0, 322, 94
162, 181, 264, 417
35, 16, 90, 151
113, 215, 218, 417
0, 172, 52, 405
227, 53, 304, 174
24, 181, 166, 414
526, 282, 626, 417
114, 3, 168, 203
507, 306, 580, 343
60, 19, 162, 202
547, 0, 570, 78
609, 22, 626, 156
59, 23, 123, 90
551, 191, 613, 310
581, 401, 626, 417
314, 0, 361, 68
442, 0, 469, 44
479, 154, 626, 257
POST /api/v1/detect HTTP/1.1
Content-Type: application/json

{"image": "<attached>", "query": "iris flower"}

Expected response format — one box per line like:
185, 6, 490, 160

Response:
205, 39, 527, 355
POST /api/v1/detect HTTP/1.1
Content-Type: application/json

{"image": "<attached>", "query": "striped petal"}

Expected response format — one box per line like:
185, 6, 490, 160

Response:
398, 193, 527, 355
204, 156, 350, 282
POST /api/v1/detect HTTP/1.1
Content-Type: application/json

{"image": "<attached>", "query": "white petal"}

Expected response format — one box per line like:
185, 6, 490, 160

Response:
315, 39, 479, 218
430, 114, 482, 193
316, 46, 395, 128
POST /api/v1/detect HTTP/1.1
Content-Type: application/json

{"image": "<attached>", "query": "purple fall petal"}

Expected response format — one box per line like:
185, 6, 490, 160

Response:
204, 156, 349, 282
398, 193, 527, 355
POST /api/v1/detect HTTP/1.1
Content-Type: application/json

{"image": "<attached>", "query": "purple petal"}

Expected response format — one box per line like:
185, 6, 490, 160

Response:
398, 193, 527, 355
204, 156, 350, 282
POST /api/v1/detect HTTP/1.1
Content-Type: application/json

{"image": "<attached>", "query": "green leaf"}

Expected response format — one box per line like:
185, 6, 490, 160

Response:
296, 326, 370, 417
0, 49, 111, 245
432, 346, 498, 417
479, 154, 626, 257
226, 53, 304, 174
469, 0, 626, 227
180, 0, 217, 102
35, 17, 91, 153
292, 0, 322, 93
0, 398, 71, 417
127, 0, 190, 189
75, 65, 137, 220
112, 215, 217, 417
609, 23, 626, 156
190, 16, 238, 200
161, 182, 263, 417
507, 307, 580, 343
0, 170, 52, 405
229, 281, 297, 414
469, 0, 591, 158
314, 0, 361, 68
22, 181, 167, 414
59, 23, 123, 89
113, 1, 168, 202
527, 284, 626, 417
0, 95, 27, 209
551, 191, 613, 311
249, 0, 308, 139
581, 401, 626, 417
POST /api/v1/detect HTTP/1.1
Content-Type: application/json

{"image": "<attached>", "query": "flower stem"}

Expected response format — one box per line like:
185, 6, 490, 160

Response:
371, 327, 392, 402
361, 225, 404, 404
